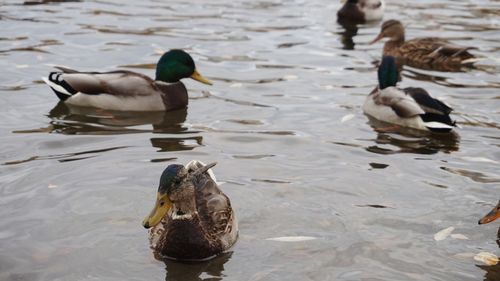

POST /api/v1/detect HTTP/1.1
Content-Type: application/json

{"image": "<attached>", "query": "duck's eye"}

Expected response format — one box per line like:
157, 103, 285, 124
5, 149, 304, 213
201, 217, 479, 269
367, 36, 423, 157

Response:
160, 201, 165, 207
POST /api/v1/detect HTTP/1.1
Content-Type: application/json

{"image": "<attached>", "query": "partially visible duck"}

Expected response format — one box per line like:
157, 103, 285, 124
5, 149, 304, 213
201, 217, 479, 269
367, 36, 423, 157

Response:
479, 201, 500, 225
370, 20, 477, 71
43, 49, 212, 112
479, 200, 500, 246
363, 56, 456, 132
337, 0, 385, 24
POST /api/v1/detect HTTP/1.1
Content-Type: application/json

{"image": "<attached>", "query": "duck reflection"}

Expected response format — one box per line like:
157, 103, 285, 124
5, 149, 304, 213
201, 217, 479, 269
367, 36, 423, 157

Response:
48, 102, 189, 135
159, 252, 232, 281
365, 117, 460, 155
45, 103, 203, 154
337, 20, 359, 50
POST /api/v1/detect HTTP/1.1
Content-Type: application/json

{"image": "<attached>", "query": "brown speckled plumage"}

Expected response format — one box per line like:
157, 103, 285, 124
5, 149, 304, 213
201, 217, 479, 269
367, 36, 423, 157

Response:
373, 20, 476, 71
148, 161, 238, 261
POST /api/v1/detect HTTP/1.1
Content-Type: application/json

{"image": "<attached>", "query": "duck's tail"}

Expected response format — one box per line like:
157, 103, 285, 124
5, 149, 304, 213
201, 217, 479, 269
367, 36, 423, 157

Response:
420, 113, 456, 133
42, 72, 77, 101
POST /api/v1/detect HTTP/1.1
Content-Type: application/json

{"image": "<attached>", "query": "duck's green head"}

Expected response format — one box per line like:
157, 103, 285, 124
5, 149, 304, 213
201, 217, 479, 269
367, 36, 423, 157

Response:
478, 200, 500, 225
142, 162, 216, 229
155, 49, 212, 85
378, 56, 398, 90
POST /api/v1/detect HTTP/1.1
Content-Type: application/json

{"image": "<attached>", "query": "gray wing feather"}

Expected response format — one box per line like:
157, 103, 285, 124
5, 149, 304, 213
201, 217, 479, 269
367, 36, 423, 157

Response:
61, 71, 157, 97
374, 87, 425, 117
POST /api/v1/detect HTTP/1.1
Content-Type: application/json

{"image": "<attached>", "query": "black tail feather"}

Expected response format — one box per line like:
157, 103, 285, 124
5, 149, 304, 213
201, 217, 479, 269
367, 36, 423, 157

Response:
47, 72, 77, 101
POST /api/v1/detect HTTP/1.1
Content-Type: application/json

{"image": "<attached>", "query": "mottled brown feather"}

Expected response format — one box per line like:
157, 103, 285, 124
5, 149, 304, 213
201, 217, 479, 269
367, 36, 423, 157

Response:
149, 163, 238, 261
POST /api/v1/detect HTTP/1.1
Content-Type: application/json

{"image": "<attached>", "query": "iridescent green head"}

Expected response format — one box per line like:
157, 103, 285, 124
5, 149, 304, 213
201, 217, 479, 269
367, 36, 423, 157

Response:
378, 56, 399, 90
155, 49, 212, 85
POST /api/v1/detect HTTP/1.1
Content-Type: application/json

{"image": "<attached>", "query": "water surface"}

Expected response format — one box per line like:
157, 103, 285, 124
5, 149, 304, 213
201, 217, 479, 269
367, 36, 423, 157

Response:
0, 0, 499, 280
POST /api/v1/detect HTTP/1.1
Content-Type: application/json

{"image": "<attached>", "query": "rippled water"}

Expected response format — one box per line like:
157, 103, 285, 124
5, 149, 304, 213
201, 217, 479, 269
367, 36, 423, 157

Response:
1, 0, 499, 280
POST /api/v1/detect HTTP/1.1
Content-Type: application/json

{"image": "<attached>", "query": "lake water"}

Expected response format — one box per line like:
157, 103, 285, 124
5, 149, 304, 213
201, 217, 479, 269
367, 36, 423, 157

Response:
1, 0, 499, 280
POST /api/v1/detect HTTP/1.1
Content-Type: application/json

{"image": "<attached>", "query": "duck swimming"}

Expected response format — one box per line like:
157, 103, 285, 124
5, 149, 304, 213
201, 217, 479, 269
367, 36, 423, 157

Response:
363, 56, 456, 132
337, 0, 385, 24
371, 20, 477, 71
142, 161, 238, 261
43, 50, 212, 111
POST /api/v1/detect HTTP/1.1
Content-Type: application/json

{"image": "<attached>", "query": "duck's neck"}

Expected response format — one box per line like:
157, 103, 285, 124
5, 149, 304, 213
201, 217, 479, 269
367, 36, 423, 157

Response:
384, 35, 405, 54
389, 32, 405, 45
156, 81, 189, 111
172, 196, 197, 219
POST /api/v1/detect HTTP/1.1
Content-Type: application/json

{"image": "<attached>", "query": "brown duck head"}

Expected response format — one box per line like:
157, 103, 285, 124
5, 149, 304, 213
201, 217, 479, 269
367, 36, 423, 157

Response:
371, 19, 405, 44
142, 162, 217, 229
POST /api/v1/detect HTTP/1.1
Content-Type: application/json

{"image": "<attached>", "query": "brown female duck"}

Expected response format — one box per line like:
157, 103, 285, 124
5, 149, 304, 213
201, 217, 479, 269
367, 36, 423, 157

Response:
142, 161, 238, 261
371, 20, 477, 71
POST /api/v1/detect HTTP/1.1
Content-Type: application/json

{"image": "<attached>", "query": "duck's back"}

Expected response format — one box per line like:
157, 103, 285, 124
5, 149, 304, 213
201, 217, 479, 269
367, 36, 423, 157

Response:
193, 171, 238, 250
386, 37, 475, 70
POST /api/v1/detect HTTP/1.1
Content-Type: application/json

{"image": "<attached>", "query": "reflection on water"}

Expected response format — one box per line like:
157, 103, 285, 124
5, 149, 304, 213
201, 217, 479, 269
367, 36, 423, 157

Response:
161, 252, 232, 281
364, 117, 460, 155
150, 136, 203, 152
43, 103, 191, 135
3, 145, 128, 165
337, 21, 358, 51
23, 0, 82, 5
1, 0, 499, 280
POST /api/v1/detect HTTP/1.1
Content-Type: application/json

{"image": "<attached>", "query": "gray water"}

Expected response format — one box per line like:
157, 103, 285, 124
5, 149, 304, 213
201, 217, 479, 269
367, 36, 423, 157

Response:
1, 0, 499, 280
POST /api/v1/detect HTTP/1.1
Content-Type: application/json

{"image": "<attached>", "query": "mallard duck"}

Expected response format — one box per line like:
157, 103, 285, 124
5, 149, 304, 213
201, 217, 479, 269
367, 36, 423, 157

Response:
42, 50, 212, 111
370, 20, 477, 71
337, 0, 385, 24
363, 56, 456, 132
479, 200, 500, 245
479, 201, 500, 225
142, 161, 238, 261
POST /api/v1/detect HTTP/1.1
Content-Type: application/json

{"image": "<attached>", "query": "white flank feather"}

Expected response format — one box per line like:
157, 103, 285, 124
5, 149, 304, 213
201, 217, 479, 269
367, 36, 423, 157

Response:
65, 93, 165, 111
423, 121, 454, 130
362, 0, 385, 21
41, 76, 72, 96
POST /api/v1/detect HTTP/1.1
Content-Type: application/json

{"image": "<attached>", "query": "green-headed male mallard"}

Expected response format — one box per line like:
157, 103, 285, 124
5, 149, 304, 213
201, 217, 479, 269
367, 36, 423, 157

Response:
42, 50, 212, 111
370, 20, 477, 71
142, 161, 238, 261
337, 0, 385, 24
363, 56, 456, 132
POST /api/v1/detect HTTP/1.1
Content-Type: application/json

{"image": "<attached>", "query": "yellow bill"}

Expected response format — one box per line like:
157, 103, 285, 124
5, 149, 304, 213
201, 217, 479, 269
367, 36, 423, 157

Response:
190, 69, 213, 85
142, 192, 172, 229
